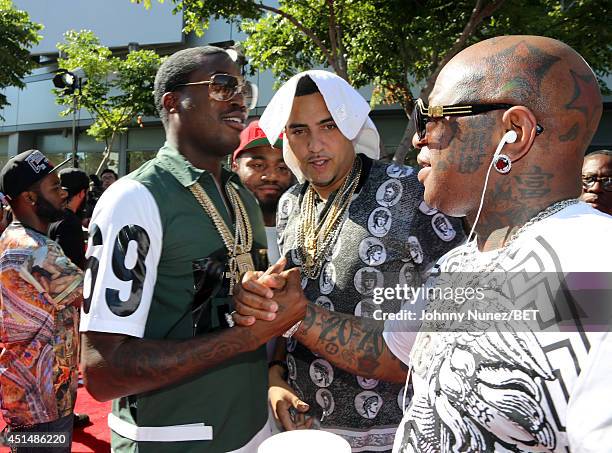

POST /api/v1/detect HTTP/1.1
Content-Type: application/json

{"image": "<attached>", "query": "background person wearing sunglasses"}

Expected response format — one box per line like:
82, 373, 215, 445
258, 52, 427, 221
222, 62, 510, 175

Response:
580, 149, 612, 215
79, 46, 305, 453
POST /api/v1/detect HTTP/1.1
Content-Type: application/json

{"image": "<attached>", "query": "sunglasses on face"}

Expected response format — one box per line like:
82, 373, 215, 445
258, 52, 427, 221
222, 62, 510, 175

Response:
174, 73, 259, 110
412, 98, 544, 140
582, 175, 612, 192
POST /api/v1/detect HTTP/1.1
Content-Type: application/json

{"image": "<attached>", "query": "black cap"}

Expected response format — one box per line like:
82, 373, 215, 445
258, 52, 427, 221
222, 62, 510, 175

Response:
59, 167, 90, 197
0, 150, 71, 199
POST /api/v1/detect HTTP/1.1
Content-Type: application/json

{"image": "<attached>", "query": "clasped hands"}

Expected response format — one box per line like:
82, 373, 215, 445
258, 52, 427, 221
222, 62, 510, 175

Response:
232, 258, 313, 430
232, 257, 307, 339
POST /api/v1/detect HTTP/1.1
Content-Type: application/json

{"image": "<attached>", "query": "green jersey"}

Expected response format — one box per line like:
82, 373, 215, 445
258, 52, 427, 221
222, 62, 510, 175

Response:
80, 143, 269, 452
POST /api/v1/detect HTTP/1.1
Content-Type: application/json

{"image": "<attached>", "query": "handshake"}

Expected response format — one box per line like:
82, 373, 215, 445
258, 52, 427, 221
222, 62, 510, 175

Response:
232, 258, 308, 344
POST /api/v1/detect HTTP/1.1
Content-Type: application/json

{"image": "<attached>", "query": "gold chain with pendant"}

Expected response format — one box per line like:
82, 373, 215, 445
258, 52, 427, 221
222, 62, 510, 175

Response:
296, 157, 362, 279
189, 182, 254, 294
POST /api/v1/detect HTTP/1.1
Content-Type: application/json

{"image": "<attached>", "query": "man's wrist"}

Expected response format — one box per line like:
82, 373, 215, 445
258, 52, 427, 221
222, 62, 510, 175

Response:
292, 296, 312, 339
268, 360, 288, 381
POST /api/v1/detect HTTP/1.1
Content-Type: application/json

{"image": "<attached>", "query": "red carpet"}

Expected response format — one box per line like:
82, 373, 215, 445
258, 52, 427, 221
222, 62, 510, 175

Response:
72, 387, 112, 452
1, 384, 111, 452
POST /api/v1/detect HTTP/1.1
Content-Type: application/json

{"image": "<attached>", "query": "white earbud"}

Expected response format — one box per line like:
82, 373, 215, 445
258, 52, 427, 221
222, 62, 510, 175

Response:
504, 130, 518, 144
493, 130, 518, 158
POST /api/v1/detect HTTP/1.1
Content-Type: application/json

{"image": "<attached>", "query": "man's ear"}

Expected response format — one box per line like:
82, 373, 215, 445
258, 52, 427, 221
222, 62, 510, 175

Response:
501, 106, 538, 162
22, 190, 37, 206
162, 92, 180, 114
231, 160, 239, 172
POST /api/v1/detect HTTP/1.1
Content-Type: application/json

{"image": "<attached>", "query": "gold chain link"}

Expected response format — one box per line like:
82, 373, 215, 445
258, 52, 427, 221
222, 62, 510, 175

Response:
188, 181, 254, 294
297, 158, 362, 279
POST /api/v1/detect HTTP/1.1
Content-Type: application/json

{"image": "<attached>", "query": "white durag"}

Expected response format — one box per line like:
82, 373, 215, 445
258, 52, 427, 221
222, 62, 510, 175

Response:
259, 70, 380, 184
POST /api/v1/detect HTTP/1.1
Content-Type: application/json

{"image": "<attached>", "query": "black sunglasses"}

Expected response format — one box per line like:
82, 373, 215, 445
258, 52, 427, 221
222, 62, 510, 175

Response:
173, 73, 258, 110
412, 98, 544, 140
582, 175, 612, 192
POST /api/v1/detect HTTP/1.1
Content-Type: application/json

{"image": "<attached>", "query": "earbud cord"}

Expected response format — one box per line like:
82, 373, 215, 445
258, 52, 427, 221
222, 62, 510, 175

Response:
466, 162, 494, 245
401, 160, 493, 414
402, 363, 411, 415
465, 135, 509, 245
401, 133, 513, 415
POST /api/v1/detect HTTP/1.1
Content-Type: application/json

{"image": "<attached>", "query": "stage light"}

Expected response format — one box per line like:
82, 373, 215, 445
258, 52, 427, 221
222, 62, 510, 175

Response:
52, 68, 86, 166
53, 68, 85, 94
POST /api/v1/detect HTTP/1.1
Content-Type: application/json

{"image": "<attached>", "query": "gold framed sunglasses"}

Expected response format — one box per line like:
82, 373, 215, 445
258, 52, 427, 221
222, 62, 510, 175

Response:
412, 98, 544, 139
174, 73, 258, 110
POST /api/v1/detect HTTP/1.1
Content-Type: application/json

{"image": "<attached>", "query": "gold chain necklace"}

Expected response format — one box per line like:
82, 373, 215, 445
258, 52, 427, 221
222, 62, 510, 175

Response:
189, 182, 254, 294
296, 158, 362, 279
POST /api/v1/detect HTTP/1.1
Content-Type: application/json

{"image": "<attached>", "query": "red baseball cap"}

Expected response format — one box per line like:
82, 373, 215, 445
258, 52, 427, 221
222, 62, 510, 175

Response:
232, 120, 283, 163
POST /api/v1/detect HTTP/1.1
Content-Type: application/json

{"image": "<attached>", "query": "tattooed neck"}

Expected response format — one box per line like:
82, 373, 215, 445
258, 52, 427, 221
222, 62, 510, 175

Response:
469, 207, 540, 252
467, 173, 576, 252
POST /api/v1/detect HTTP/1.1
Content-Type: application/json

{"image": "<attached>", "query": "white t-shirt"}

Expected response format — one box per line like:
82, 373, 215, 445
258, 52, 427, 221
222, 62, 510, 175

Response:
383, 202, 612, 452
265, 225, 281, 265
265, 225, 281, 361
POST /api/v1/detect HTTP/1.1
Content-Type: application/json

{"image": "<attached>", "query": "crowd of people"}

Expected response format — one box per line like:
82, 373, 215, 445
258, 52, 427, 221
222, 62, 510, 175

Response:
0, 34, 610, 453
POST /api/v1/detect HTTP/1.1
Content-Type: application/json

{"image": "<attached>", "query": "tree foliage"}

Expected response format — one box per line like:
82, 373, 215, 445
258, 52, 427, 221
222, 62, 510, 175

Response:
133, 0, 611, 161
131, 0, 262, 34
0, 0, 41, 118
54, 30, 162, 172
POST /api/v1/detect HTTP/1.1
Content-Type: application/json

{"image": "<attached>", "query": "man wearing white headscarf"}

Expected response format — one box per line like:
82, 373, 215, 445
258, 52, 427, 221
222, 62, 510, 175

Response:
237, 70, 463, 451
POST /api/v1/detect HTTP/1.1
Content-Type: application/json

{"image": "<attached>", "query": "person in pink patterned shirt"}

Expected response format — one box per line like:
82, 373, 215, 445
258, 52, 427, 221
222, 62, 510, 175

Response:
0, 150, 82, 452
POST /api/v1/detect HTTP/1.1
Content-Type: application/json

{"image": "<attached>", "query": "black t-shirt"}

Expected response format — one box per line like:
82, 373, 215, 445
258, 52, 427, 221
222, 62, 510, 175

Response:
48, 209, 86, 270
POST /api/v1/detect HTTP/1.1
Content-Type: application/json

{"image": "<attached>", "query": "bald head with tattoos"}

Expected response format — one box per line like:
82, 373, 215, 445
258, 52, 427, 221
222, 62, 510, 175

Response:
414, 35, 602, 250
230, 35, 612, 453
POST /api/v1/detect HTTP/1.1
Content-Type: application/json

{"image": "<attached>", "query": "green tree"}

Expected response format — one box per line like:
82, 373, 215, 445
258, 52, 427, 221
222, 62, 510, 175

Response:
0, 0, 41, 119
133, 0, 611, 162
54, 30, 162, 173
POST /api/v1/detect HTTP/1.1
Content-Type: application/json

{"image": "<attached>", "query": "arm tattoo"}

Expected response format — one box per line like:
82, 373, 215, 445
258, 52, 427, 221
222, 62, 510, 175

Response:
296, 303, 407, 382
82, 327, 259, 400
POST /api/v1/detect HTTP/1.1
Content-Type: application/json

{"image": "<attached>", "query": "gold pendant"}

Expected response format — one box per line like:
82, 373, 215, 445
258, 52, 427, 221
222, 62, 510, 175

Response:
306, 233, 317, 252
305, 254, 315, 268
227, 253, 255, 296
234, 252, 255, 276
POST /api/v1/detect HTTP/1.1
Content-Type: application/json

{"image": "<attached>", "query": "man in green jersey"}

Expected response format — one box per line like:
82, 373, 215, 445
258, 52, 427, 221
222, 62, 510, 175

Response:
80, 46, 305, 453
